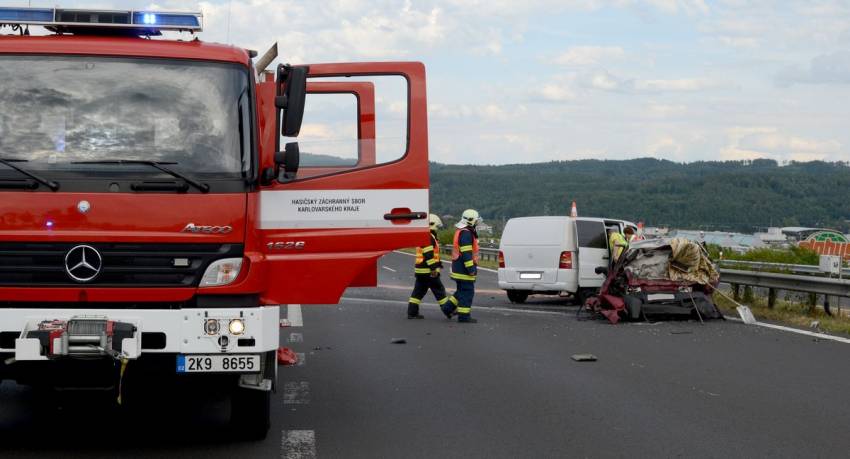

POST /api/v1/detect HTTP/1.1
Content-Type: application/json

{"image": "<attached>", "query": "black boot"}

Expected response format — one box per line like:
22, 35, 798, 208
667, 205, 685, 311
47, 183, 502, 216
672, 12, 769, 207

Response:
407, 303, 423, 319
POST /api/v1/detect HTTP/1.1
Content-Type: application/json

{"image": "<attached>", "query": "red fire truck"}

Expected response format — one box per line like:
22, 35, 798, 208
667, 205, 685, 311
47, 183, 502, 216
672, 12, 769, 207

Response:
0, 7, 430, 438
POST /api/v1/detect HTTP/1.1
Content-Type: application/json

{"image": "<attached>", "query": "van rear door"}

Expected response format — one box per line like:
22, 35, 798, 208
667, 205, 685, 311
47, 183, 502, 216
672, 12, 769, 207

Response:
499, 217, 568, 285
575, 219, 609, 287
255, 62, 430, 304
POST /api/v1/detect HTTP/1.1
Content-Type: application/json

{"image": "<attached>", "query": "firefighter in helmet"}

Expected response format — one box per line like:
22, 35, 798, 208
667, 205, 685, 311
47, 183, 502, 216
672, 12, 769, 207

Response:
407, 214, 450, 319
443, 209, 480, 323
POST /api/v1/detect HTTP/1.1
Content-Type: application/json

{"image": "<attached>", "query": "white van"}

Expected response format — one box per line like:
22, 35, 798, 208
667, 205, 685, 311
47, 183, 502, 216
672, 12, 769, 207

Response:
497, 216, 637, 304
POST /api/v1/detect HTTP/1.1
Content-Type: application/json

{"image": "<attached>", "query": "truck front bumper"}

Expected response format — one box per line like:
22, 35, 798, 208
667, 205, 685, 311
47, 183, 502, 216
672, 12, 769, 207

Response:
0, 306, 280, 361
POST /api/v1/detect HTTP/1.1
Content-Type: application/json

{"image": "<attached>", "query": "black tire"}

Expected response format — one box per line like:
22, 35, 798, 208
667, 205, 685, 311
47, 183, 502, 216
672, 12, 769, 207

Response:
231, 385, 271, 440
506, 290, 529, 304
576, 288, 595, 306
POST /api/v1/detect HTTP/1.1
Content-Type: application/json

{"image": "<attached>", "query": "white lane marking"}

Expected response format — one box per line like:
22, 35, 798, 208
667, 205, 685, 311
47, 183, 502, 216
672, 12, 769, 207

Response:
287, 304, 304, 327
283, 381, 311, 404
382, 266, 397, 272
296, 352, 306, 366
393, 250, 498, 272
340, 296, 566, 316
377, 283, 504, 295
725, 315, 850, 344
289, 332, 303, 343
281, 430, 317, 459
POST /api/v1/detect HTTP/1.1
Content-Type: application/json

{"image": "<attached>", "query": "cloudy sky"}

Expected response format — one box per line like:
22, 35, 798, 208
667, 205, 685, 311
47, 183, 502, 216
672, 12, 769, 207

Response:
8, 0, 850, 165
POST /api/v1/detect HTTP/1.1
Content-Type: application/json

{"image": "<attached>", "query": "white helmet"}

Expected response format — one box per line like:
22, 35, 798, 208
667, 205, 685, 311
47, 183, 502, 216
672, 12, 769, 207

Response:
428, 213, 443, 230
456, 209, 480, 228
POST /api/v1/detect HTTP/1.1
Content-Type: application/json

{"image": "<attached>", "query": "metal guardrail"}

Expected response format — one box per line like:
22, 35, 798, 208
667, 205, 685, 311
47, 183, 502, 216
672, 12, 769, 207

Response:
439, 246, 499, 262
719, 259, 850, 277
719, 268, 850, 298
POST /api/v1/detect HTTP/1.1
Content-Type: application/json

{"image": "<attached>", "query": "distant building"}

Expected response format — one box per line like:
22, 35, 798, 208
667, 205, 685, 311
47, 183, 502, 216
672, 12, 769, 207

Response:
781, 227, 835, 242
643, 226, 669, 238
755, 227, 790, 247
477, 222, 493, 234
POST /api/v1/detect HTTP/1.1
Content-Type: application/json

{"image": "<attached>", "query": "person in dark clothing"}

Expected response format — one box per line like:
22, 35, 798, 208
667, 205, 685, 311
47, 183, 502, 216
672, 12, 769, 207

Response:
407, 214, 449, 319
443, 209, 480, 323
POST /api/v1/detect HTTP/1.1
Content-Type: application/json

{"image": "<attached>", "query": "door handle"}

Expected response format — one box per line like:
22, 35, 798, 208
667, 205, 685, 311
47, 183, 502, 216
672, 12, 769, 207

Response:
383, 211, 427, 220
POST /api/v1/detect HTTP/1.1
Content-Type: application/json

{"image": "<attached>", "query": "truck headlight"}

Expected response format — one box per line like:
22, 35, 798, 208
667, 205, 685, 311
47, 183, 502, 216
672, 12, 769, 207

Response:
200, 258, 243, 287
229, 319, 245, 335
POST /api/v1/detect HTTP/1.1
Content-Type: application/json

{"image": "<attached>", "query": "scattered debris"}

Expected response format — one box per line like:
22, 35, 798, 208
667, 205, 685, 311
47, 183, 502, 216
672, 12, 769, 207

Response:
391, 338, 407, 344
737, 306, 757, 325
279, 319, 291, 328
277, 347, 298, 365
670, 329, 693, 335
810, 320, 820, 330
571, 353, 597, 362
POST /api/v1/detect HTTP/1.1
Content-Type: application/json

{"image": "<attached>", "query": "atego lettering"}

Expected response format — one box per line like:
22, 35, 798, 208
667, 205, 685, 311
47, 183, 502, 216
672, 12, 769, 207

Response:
181, 223, 233, 234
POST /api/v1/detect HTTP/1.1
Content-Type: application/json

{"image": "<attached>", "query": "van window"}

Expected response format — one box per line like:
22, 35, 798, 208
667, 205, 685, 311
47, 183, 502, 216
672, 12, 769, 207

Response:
501, 218, 567, 246
576, 220, 607, 249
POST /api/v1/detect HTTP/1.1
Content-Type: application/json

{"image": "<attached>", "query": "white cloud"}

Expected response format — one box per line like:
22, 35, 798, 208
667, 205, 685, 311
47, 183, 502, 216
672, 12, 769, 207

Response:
777, 51, 850, 86
720, 127, 843, 161
634, 78, 721, 92
535, 83, 577, 102
646, 103, 687, 117
647, 135, 684, 155
589, 70, 622, 90
554, 46, 625, 66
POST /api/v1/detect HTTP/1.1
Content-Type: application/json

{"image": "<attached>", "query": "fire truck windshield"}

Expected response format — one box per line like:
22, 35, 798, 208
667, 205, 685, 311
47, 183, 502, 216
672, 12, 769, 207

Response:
0, 56, 250, 179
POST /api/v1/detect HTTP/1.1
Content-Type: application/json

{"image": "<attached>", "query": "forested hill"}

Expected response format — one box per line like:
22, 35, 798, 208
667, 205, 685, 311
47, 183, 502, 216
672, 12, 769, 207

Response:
428, 158, 850, 232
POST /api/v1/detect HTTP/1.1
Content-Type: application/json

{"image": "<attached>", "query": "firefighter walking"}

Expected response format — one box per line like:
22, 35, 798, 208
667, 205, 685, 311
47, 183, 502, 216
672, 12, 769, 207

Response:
407, 214, 450, 319
443, 209, 480, 323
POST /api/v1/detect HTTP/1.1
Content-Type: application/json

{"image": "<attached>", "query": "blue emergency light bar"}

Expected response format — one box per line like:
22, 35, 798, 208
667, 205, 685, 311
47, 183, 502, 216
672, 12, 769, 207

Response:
0, 7, 202, 32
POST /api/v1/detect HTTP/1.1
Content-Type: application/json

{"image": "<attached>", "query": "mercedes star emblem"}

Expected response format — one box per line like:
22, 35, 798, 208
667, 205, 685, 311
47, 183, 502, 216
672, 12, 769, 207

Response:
64, 245, 103, 282
77, 200, 91, 214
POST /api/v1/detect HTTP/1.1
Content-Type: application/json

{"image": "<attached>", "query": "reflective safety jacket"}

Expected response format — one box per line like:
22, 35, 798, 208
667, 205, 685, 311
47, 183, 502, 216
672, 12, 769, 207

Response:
451, 226, 478, 281
609, 231, 627, 261
414, 232, 441, 275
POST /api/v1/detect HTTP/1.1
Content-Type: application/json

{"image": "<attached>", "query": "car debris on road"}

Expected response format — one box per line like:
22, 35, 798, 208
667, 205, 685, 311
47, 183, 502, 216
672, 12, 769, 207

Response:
584, 238, 723, 324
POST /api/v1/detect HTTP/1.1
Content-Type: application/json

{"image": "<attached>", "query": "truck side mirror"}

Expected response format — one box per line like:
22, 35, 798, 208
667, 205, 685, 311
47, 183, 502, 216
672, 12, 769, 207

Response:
274, 142, 300, 182
276, 64, 308, 137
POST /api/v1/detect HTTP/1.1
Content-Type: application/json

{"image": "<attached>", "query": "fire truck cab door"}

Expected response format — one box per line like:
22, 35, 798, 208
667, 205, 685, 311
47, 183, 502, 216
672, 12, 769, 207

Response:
257, 62, 430, 304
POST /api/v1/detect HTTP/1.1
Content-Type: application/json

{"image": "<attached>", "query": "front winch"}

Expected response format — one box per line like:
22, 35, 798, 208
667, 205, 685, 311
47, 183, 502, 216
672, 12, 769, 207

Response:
19, 317, 137, 360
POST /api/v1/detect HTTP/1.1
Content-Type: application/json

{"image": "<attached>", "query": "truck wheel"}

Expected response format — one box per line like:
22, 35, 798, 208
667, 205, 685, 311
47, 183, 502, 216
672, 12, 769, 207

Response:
506, 290, 529, 304
231, 385, 271, 440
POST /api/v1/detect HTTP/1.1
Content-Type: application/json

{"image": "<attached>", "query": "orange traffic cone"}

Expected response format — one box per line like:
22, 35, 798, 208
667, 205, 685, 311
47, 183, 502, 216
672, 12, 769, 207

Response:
570, 201, 578, 218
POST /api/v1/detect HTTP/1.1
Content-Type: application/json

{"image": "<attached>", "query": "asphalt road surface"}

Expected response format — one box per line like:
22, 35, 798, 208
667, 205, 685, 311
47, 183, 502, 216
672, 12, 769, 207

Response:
2, 251, 849, 458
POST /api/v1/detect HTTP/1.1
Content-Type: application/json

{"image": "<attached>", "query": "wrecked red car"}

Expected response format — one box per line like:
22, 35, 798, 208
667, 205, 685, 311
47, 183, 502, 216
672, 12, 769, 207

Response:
586, 238, 722, 323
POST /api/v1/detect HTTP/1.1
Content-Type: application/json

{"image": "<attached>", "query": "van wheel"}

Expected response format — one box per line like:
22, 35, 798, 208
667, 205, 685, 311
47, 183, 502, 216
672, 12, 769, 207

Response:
506, 290, 529, 304
576, 288, 595, 306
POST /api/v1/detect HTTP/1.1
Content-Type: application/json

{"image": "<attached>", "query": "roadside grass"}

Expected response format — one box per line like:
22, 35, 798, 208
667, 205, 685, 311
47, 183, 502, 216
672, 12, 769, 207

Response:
713, 290, 850, 336
397, 247, 499, 270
